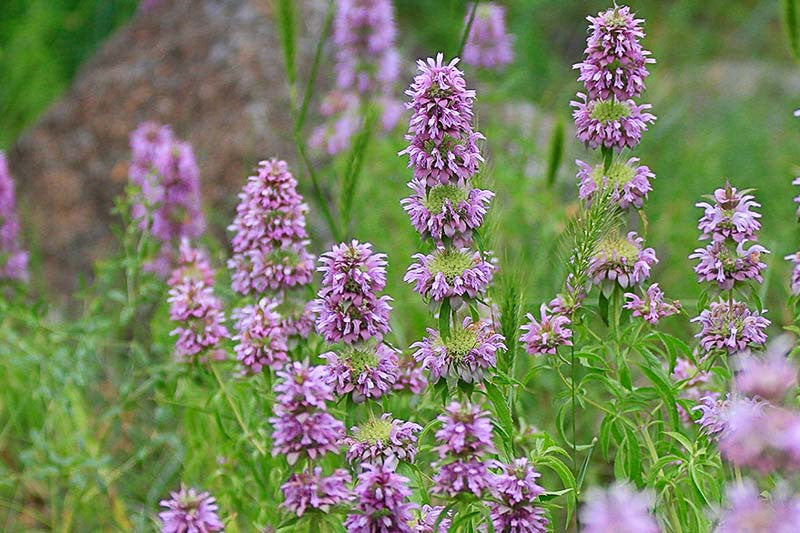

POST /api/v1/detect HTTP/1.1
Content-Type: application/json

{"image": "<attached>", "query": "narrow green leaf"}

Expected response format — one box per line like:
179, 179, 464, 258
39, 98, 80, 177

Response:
439, 298, 452, 341
485, 380, 515, 458
784, 0, 800, 60
546, 118, 565, 187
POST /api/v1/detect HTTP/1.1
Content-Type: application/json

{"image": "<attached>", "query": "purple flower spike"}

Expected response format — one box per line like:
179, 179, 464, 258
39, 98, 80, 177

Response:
571, 93, 655, 151
344, 462, 415, 532
401, 180, 493, 246
588, 231, 657, 288
692, 299, 769, 354
415, 505, 452, 532
273, 361, 336, 412
624, 283, 681, 324
574, 5, 654, 100
520, 304, 573, 356
581, 482, 660, 533
785, 251, 800, 295
269, 408, 345, 465
404, 247, 495, 301
322, 343, 400, 402
280, 467, 351, 517
434, 401, 496, 458
717, 481, 800, 533
577, 157, 654, 209
463, 3, 515, 70
412, 317, 505, 383
696, 183, 762, 244
167, 238, 215, 286
0, 152, 29, 282
232, 298, 289, 374
432, 458, 493, 498
167, 280, 229, 361
159, 485, 224, 533
489, 458, 550, 531
344, 414, 422, 466
393, 355, 428, 394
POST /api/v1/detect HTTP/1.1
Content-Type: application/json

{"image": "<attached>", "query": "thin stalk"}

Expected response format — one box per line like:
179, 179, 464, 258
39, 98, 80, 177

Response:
211, 365, 267, 456
570, 344, 581, 532
457, 1, 480, 57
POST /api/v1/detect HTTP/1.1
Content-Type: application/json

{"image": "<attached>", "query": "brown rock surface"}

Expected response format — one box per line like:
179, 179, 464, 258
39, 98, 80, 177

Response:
8, 0, 326, 294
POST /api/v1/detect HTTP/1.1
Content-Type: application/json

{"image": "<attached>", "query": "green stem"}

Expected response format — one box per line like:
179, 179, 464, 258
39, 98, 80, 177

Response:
570, 345, 581, 532
457, 1, 480, 57
211, 365, 267, 456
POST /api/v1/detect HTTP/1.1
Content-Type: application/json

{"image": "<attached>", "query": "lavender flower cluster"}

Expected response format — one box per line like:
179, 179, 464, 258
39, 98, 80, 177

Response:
128, 122, 205, 276
0, 152, 28, 282
462, 2, 514, 71
311, 0, 404, 155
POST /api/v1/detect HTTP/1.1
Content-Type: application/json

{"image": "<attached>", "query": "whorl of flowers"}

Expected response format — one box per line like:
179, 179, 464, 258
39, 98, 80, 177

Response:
0, 152, 29, 282
434, 401, 495, 458
401, 180, 494, 246
624, 283, 681, 324
580, 483, 660, 533
310, 91, 361, 156
736, 352, 798, 405
520, 304, 573, 356
432, 458, 494, 498
313, 240, 393, 345
321, 342, 399, 402
696, 183, 762, 243
280, 467, 351, 517
412, 317, 505, 383
231, 298, 288, 374
571, 93, 655, 151
577, 157, 654, 210
690, 240, 768, 290
344, 462, 415, 532
574, 5, 654, 100
404, 247, 495, 302
692, 299, 769, 354
671, 357, 716, 423
269, 361, 344, 465
693, 394, 732, 437
462, 3, 514, 70
332, 0, 399, 94
393, 355, 428, 394
489, 458, 549, 533
717, 481, 800, 533
227, 159, 315, 296
167, 247, 229, 362
343, 414, 422, 466
128, 122, 205, 277
399, 54, 483, 186
158, 485, 224, 533
588, 231, 657, 288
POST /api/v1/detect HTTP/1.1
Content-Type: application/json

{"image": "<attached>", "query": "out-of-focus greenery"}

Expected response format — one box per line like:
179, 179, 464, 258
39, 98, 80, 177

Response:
0, 0, 137, 148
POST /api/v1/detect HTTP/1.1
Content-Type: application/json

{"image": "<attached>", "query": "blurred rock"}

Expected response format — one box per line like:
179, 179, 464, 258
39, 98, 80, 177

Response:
8, 0, 326, 294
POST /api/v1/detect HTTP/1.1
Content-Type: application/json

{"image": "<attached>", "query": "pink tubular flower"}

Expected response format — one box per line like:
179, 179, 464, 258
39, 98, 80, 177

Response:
624, 283, 681, 324
273, 360, 336, 412
463, 3, 514, 70
167, 238, 215, 286
280, 467, 351, 517
717, 481, 800, 533
0, 152, 29, 282
690, 240, 768, 290
520, 304, 573, 356
574, 5, 654, 100
232, 298, 288, 373
404, 248, 494, 301
696, 183, 762, 243
432, 458, 493, 498
671, 357, 716, 423
412, 317, 505, 383
692, 299, 769, 354
434, 401, 496, 458
399, 54, 483, 186
785, 251, 800, 295
576, 157, 654, 209
269, 408, 345, 465
490, 457, 549, 530
344, 463, 415, 532
581, 483, 660, 533
693, 394, 732, 437
393, 355, 428, 394
310, 91, 361, 156
321, 343, 399, 402
344, 414, 422, 465
571, 93, 655, 151
588, 231, 657, 288
167, 280, 229, 361
159, 485, 223, 533
401, 180, 493, 246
